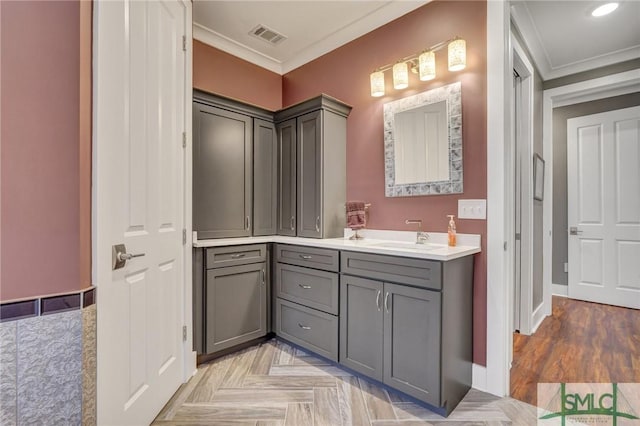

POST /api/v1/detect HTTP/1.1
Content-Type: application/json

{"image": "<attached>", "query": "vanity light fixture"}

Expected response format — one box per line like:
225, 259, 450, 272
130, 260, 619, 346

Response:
591, 2, 618, 16
370, 70, 385, 97
393, 62, 409, 89
369, 36, 466, 97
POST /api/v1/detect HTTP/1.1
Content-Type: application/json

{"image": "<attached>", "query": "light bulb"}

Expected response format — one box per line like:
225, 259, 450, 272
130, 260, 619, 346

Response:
393, 62, 409, 89
419, 51, 436, 81
370, 71, 385, 97
448, 38, 466, 72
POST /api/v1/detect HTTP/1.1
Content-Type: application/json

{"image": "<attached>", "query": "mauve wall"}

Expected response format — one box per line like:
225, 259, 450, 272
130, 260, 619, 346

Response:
283, 1, 487, 364
1, 1, 92, 301
193, 40, 283, 111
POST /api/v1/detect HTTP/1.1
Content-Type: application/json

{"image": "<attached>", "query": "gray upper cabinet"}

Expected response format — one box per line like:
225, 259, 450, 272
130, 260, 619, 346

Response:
383, 283, 441, 406
193, 101, 252, 239
297, 110, 323, 237
276, 119, 297, 236
253, 119, 277, 236
193, 90, 278, 239
276, 95, 352, 239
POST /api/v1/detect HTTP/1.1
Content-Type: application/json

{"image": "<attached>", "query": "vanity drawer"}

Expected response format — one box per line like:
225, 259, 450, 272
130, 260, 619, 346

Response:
341, 251, 442, 290
276, 244, 339, 272
206, 244, 267, 269
276, 263, 339, 315
275, 299, 338, 361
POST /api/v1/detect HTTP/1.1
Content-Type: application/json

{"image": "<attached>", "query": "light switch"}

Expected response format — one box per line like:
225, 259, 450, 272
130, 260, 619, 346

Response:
458, 199, 487, 219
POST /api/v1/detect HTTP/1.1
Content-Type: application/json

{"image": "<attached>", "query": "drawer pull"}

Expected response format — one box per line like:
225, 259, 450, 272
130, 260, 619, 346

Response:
230, 253, 246, 259
298, 284, 312, 289
298, 323, 311, 330
315, 216, 320, 233
384, 292, 390, 313
262, 269, 266, 285
376, 290, 382, 311
290, 216, 295, 231
299, 254, 312, 260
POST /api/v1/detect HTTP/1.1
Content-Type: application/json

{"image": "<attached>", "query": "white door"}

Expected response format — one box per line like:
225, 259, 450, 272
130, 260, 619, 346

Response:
567, 106, 640, 309
94, 1, 188, 424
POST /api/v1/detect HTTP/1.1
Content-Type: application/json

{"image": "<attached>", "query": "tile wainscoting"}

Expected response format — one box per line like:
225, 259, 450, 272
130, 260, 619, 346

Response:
0, 289, 96, 426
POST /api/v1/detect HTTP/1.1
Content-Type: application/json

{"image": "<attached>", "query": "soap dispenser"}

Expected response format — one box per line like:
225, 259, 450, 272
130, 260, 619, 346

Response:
447, 215, 457, 247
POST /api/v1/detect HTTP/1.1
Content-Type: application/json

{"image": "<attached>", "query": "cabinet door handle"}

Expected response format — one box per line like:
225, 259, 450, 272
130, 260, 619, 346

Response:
384, 292, 390, 313
245, 216, 251, 230
261, 269, 265, 285
290, 216, 295, 231
376, 290, 382, 311
298, 323, 311, 330
299, 254, 312, 260
231, 253, 246, 259
315, 216, 320, 233
298, 284, 312, 289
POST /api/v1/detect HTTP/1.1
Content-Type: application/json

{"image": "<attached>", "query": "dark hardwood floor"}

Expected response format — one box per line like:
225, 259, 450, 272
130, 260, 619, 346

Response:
510, 295, 640, 406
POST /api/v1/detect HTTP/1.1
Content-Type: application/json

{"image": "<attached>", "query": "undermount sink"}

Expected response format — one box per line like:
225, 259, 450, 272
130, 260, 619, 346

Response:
368, 241, 443, 251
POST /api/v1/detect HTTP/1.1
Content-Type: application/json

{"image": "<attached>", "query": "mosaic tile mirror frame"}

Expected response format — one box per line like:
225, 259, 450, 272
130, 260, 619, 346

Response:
383, 81, 463, 197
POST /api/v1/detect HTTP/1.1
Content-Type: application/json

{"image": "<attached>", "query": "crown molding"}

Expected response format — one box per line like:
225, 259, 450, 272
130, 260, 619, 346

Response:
194, 1, 429, 76
511, 3, 640, 80
193, 23, 284, 74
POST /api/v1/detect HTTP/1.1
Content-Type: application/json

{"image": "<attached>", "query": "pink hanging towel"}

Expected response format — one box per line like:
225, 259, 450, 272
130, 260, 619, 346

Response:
346, 201, 366, 230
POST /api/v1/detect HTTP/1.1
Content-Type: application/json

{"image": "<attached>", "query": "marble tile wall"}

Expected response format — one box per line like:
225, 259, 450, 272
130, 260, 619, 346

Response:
0, 294, 96, 426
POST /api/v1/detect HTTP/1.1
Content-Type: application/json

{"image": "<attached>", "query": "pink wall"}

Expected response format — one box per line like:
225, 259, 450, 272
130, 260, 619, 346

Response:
283, 1, 487, 364
1, 1, 92, 301
194, 41, 283, 111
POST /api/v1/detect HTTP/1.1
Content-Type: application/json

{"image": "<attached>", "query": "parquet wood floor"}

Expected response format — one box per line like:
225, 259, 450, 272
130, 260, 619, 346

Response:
510, 296, 640, 406
154, 340, 537, 425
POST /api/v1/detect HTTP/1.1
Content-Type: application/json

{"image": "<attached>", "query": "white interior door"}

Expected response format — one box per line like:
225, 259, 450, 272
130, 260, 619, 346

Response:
94, 1, 188, 424
567, 106, 640, 309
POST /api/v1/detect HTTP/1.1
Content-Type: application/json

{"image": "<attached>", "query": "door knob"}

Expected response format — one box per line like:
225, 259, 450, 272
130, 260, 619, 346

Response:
112, 244, 145, 270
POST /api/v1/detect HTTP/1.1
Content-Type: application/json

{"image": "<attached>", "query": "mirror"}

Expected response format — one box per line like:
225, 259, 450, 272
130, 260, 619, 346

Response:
383, 82, 462, 196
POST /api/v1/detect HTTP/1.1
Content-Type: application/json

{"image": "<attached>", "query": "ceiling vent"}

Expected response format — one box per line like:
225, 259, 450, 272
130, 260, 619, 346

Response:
249, 24, 287, 45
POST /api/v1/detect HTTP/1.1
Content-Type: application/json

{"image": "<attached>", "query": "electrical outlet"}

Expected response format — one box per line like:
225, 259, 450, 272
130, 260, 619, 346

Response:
564, 262, 568, 273
458, 199, 487, 219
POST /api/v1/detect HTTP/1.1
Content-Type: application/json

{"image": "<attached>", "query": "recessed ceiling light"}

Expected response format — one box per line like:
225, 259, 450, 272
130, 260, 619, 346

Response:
592, 2, 619, 17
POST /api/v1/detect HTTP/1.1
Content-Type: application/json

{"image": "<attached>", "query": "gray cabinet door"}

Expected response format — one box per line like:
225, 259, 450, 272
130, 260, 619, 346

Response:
276, 119, 297, 236
339, 275, 384, 381
253, 119, 277, 236
297, 110, 322, 238
193, 102, 252, 238
205, 263, 267, 354
383, 283, 441, 406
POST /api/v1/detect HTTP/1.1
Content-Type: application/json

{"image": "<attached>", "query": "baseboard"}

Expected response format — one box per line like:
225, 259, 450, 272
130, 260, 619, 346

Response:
531, 302, 546, 333
552, 283, 568, 297
472, 364, 487, 392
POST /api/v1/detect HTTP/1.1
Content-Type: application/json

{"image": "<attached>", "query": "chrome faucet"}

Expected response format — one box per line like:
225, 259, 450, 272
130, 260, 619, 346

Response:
405, 219, 430, 244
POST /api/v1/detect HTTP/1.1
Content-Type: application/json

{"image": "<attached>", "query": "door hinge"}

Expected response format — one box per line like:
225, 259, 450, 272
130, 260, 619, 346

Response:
182, 229, 187, 245
515, 233, 521, 241
504, 241, 507, 251
182, 132, 186, 148
182, 35, 187, 51
182, 325, 187, 342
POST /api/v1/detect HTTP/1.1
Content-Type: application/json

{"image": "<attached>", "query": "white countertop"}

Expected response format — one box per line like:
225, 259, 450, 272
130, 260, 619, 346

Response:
193, 229, 481, 261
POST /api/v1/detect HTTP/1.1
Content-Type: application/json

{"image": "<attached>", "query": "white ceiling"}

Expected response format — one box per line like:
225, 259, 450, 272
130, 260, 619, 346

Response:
511, 1, 640, 80
192, 1, 428, 75
193, 1, 640, 80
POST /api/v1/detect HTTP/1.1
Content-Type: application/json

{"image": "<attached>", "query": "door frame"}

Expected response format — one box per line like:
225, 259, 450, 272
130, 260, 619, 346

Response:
510, 35, 536, 337
91, 0, 196, 392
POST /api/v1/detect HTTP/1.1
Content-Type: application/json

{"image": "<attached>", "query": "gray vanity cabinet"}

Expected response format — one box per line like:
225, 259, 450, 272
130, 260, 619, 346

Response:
340, 251, 473, 415
383, 283, 441, 406
339, 275, 384, 380
253, 119, 277, 236
340, 277, 441, 404
193, 102, 252, 238
276, 119, 296, 236
275, 95, 351, 239
206, 262, 267, 354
